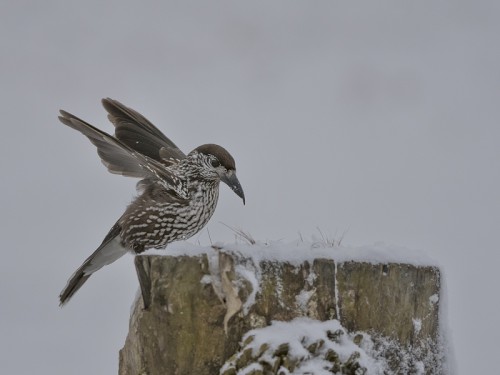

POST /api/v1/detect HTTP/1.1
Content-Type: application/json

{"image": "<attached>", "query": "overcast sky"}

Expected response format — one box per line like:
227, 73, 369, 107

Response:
1, 1, 499, 374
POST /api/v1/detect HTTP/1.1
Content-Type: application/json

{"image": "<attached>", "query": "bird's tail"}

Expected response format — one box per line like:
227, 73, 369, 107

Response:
59, 224, 127, 306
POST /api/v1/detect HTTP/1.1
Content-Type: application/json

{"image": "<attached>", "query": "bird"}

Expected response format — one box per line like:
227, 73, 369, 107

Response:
57, 98, 245, 305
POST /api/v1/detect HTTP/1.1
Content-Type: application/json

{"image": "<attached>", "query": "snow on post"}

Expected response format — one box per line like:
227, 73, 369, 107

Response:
119, 241, 450, 375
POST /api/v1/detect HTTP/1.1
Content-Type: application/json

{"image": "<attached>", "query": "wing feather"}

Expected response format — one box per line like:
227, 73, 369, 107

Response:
58, 110, 188, 199
101, 98, 186, 166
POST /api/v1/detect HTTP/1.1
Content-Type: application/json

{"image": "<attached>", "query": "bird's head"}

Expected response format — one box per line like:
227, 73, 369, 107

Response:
189, 144, 245, 204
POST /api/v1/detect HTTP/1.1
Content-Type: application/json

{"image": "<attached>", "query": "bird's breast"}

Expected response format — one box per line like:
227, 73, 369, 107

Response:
120, 182, 220, 251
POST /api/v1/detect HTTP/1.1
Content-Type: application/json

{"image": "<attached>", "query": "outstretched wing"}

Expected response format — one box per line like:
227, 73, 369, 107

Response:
58, 110, 188, 199
102, 98, 186, 167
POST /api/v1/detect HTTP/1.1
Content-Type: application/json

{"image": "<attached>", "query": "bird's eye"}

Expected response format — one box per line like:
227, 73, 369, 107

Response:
211, 159, 220, 168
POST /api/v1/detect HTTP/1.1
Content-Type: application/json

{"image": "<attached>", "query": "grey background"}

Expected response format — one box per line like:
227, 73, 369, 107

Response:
1, 1, 498, 374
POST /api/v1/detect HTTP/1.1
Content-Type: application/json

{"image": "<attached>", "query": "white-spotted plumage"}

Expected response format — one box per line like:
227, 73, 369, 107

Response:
58, 98, 244, 305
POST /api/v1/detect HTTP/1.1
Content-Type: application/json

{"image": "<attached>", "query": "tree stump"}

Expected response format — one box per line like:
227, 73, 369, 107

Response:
118, 246, 445, 375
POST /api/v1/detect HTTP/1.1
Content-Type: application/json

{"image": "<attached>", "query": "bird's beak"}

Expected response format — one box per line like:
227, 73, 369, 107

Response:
221, 171, 245, 205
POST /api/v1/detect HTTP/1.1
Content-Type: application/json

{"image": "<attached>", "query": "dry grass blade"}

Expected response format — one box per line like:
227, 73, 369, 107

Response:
219, 222, 256, 245
313, 227, 349, 248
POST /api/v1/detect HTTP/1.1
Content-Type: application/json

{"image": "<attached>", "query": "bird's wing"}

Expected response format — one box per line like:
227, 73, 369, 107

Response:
102, 98, 186, 167
58, 110, 189, 199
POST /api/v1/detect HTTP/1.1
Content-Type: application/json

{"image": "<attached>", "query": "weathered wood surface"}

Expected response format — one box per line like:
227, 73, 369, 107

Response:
118, 251, 442, 375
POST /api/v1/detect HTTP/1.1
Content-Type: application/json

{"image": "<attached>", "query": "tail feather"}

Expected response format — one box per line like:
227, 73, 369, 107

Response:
59, 224, 126, 306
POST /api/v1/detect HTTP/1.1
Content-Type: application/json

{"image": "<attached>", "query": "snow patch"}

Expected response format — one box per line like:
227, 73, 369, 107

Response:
306, 269, 317, 284
295, 289, 314, 312
200, 274, 212, 285
413, 318, 422, 335
235, 264, 259, 314
223, 318, 389, 374
429, 293, 439, 305
146, 239, 438, 267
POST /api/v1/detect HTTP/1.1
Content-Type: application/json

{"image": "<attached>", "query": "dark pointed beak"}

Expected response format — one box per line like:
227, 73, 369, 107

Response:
221, 171, 245, 205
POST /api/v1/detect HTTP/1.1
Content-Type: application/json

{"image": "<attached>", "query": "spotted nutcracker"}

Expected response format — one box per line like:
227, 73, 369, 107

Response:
58, 98, 245, 305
